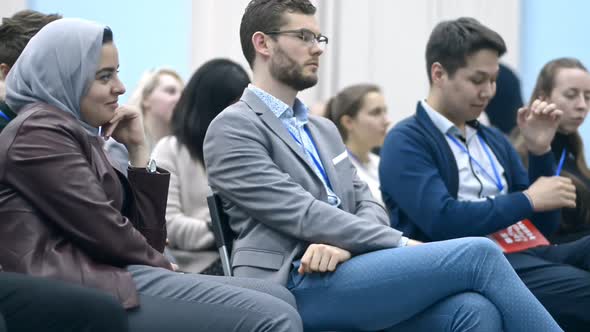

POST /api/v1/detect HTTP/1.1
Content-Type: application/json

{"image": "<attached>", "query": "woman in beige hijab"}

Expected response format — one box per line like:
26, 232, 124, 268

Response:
1, 18, 301, 332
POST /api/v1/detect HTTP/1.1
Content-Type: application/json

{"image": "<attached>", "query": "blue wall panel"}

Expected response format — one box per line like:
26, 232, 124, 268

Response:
28, 0, 192, 103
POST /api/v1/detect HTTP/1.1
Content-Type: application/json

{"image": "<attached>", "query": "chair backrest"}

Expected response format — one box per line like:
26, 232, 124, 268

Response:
206, 188, 233, 276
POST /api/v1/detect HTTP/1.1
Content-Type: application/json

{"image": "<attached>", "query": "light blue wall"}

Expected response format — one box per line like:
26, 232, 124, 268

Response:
28, 0, 192, 103
521, 0, 590, 158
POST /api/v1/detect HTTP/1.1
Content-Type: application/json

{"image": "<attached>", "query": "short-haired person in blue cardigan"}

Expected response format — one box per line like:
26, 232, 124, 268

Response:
380, 17, 590, 331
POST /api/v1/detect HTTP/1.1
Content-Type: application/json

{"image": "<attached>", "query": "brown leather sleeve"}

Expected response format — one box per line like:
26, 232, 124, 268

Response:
5, 109, 171, 269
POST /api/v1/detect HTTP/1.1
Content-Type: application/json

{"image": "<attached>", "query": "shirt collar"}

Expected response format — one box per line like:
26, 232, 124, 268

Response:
421, 100, 456, 135
248, 84, 309, 123
421, 99, 477, 140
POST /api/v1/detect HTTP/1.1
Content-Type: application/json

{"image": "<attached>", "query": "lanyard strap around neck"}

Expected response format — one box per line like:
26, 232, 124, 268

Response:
556, 148, 567, 176
0, 110, 10, 121
446, 133, 504, 192
288, 126, 333, 190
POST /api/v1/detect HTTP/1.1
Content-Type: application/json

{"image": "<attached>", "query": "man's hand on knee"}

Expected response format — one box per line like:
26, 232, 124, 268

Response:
298, 244, 351, 275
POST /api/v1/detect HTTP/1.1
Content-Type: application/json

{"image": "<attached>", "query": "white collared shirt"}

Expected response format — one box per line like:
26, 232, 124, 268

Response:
348, 151, 384, 206
421, 100, 508, 201
248, 84, 341, 206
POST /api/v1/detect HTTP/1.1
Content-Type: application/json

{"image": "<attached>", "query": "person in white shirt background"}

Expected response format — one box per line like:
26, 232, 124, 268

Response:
326, 83, 391, 205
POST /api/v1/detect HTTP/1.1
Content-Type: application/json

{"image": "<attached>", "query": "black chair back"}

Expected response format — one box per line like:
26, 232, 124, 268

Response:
206, 188, 233, 276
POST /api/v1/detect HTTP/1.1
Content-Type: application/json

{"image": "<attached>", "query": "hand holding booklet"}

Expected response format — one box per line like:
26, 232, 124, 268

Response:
487, 219, 550, 253
488, 154, 566, 253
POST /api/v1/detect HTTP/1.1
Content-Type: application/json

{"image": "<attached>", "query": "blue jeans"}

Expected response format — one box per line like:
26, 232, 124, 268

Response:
288, 237, 561, 331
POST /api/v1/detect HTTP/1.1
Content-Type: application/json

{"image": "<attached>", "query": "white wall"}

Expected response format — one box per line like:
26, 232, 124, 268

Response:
190, 0, 520, 124
6, 0, 520, 125
519, 0, 590, 162
0, 0, 26, 19
190, 0, 251, 73
318, 0, 520, 124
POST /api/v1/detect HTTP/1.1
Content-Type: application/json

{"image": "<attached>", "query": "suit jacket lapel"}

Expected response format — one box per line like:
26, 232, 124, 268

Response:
306, 120, 343, 199
241, 90, 316, 173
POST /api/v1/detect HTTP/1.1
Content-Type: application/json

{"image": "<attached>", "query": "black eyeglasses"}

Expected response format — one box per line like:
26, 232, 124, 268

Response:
265, 29, 328, 50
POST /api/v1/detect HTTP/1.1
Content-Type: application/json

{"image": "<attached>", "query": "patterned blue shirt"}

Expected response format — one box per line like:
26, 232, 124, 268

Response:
248, 84, 341, 206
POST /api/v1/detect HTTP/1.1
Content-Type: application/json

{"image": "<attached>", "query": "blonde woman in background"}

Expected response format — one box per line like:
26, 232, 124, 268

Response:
105, 68, 183, 172
326, 84, 391, 206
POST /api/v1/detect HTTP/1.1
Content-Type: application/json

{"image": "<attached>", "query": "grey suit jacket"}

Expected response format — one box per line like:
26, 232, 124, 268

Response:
204, 89, 403, 286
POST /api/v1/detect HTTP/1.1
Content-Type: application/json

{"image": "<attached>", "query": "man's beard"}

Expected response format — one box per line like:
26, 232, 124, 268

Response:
270, 46, 318, 91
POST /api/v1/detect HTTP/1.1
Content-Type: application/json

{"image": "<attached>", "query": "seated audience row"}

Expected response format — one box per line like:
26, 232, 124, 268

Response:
2, 0, 590, 331
203, 1, 561, 331
329, 59, 590, 260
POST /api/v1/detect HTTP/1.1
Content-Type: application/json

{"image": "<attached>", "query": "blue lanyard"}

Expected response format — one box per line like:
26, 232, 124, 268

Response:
556, 148, 567, 176
288, 126, 333, 190
446, 133, 504, 192
0, 110, 10, 122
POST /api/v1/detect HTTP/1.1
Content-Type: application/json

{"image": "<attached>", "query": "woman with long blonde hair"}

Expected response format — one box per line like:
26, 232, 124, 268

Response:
105, 68, 184, 172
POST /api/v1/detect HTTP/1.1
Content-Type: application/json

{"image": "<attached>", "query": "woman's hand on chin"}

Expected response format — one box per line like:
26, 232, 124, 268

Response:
102, 104, 145, 147
102, 105, 151, 167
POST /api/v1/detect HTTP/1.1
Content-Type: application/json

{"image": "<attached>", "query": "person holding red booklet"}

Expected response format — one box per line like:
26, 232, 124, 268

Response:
380, 17, 590, 331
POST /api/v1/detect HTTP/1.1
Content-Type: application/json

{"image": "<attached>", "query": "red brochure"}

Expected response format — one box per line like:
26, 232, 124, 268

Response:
487, 219, 550, 253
